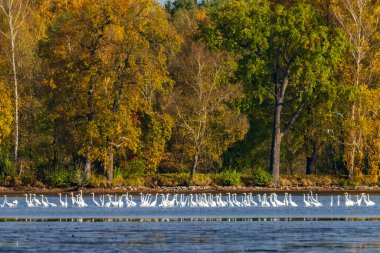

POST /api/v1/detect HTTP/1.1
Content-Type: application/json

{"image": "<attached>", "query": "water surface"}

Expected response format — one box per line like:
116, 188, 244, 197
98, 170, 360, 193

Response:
0, 194, 379, 252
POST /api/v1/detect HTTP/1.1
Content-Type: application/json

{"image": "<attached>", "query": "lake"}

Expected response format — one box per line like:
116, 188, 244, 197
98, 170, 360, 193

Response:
0, 193, 379, 252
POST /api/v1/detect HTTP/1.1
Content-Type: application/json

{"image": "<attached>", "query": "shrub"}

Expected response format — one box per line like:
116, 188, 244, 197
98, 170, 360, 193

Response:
20, 164, 37, 186
279, 177, 293, 187
123, 159, 146, 179
0, 152, 15, 183
251, 167, 272, 187
39, 167, 82, 187
112, 170, 126, 187
149, 173, 189, 187
21, 173, 37, 186
124, 177, 145, 186
361, 175, 378, 186
215, 170, 241, 186
193, 173, 212, 186
88, 174, 107, 188
348, 176, 361, 188
157, 153, 187, 173
339, 178, 349, 188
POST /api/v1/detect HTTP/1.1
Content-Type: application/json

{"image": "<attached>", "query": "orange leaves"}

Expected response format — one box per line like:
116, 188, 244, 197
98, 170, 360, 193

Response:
38, 0, 181, 173
195, 9, 207, 22
0, 81, 12, 144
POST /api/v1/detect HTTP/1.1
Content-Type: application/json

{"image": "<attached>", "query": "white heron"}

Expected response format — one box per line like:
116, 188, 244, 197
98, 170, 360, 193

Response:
44, 196, 57, 207
91, 193, 100, 207
303, 194, 311, 207
288, 194, 298, 207
363, 194, 375, 206
40, 195, 49, 207
24, 194, 34, 208
58, 193, 68, 207
344, 193, 355, 207
149, 193, 158, 207
32, 194, 41, 206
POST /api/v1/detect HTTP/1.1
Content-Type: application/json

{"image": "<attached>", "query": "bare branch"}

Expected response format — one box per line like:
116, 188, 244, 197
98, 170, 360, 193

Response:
282, 102, 305, 136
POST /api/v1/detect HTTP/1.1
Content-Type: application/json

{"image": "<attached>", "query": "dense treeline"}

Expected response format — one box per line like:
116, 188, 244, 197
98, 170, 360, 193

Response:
0, 0, 380, 188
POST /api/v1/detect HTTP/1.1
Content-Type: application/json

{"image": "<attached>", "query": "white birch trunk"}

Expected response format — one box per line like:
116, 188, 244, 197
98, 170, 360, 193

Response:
0, 0, 28, 171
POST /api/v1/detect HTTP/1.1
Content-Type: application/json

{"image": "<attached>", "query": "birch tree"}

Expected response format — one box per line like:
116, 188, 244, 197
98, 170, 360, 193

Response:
170, 42, 248, 181
331, 0, 380, 176
0, 0, 28, 170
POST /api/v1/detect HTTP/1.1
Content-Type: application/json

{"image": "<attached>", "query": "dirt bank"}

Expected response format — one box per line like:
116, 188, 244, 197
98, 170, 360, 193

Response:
1, 185, 380, 195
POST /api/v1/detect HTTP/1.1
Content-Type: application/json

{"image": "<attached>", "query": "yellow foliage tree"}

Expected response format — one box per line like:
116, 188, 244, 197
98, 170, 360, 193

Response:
39, 0, 180, 183
0, 81, 12, 145
331, 0, 380, 177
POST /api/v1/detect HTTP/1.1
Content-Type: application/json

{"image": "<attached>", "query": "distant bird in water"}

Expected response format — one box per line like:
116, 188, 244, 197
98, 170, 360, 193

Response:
363, 193, 376, 206
1, 195, 18, 208
5, 191, 375, 209
91, 192, 100, 207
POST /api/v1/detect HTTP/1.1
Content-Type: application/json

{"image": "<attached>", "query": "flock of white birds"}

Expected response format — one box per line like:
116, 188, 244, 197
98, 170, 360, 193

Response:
0, 191, 376, 208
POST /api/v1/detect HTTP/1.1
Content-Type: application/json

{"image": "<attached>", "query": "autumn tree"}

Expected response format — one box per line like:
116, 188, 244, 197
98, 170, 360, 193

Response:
0, 80, 13, 178
0, 0, 29, 170
169, 42, 248, 181
165, 0, 198, 15
200, 0, 345, 184
0, 81, 12, 145
168, 8, 248, 181
39, 0, 180, 183
331, 0, 380, 177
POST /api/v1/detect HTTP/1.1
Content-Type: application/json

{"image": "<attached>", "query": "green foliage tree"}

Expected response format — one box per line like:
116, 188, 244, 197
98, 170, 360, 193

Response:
165, 0, 198, 15
199, 0, 345, 184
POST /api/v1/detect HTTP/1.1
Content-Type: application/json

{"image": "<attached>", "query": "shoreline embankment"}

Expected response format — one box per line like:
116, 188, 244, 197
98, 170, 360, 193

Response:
1, 186, 380, 195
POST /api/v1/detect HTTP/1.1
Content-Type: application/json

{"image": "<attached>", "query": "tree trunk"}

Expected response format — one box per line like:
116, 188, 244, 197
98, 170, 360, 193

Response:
106, 152, 114, 186
11, 34, 19, 172
347, 103, 356, 177
0, 0, 28, 175
83, 75, 95, 182
84, 154, 91, 181
190, 153, 199, 184
306, 142, 318, 175
270, 100, 283, 185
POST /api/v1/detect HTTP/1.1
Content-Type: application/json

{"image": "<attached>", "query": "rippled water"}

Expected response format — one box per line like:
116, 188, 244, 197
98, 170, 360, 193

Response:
1, 194, 380, 252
